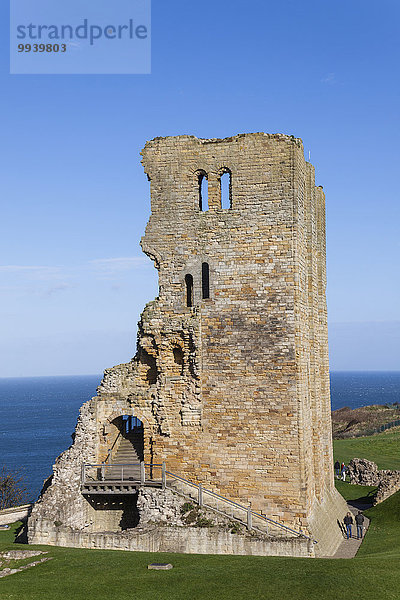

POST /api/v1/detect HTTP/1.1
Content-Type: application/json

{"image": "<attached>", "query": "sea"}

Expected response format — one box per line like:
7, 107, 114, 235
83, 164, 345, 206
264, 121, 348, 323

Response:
0, 371, 399, 502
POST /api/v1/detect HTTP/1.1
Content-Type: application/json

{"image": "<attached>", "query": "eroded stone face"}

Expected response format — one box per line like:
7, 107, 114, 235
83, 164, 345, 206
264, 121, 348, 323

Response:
28, 133, 343, 552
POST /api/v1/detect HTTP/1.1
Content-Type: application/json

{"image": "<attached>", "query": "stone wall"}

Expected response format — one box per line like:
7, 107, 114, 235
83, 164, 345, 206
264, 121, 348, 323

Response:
348, 458, 400, 504
307, 487, 348, 557
28, 133, 344, 557
28, 399, 97, 539
31, 523, 315, 558
30, 484, 315, 557
0, 504, 32, 526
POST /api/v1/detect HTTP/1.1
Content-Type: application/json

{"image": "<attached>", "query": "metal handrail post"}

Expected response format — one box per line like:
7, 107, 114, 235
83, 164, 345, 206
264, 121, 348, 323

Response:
121, 465, 124, 481
101, 463, 105, 481
198, 484, 203, 507
162, 462, 166, 490
140, 461, 145, 485
247, 505, 252, 530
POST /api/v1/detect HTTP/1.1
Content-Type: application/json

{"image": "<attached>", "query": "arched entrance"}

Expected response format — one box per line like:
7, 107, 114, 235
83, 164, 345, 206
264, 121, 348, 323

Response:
120, 415, 144, 461
107, 415, 144, 481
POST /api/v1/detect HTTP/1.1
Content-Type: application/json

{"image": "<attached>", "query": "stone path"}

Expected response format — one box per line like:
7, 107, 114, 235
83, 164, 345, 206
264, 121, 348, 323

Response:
329, 503, 371, 559
0, 550, 52, 578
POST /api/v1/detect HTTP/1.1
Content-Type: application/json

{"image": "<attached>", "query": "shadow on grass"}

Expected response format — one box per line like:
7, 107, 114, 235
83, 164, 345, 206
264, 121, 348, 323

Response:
12, 504, 34, 545
14, 520, 28, 544
335, 479, 377, 506
347, 489, 376, 510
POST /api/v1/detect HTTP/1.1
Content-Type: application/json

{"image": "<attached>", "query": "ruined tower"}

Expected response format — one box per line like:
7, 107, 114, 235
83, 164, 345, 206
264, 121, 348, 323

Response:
28, 134, 347, 557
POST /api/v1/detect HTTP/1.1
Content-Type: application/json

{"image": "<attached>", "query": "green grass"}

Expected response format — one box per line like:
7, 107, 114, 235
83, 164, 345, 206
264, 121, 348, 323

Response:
334, 479, 377, 502
1, 489, 400, 600
360, 491, 400, 558
333, 429, 400, 470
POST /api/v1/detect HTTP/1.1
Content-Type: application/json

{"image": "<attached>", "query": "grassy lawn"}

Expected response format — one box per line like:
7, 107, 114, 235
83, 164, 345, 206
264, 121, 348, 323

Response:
334, 479, 377, 503
1, 489, 399, 600
333, 429, 400, 470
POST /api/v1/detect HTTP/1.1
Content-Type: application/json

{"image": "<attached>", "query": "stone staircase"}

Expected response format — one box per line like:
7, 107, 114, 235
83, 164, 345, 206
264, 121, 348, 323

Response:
82, 456, 315, 542
164, 472, 304, 539
105, 432, 143, 481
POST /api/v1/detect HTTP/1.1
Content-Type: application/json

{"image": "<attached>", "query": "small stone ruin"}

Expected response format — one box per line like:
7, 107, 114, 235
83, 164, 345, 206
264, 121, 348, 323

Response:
348, 458, 400, 504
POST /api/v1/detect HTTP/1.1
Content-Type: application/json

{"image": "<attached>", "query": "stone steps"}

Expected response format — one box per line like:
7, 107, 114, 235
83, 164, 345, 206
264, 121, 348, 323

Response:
166, 478, 280, 536
105, 436, 142, 480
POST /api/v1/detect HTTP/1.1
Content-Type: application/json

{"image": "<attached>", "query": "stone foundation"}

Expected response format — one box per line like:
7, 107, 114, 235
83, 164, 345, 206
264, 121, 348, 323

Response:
28, 523, 314, 558
307, 486, 348, 557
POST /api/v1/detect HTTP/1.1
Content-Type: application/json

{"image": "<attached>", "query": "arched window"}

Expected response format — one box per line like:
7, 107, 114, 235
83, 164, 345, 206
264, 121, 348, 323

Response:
197, 171, 209, 212
220, 169, 232, 209
202, 262, 210, 299
185, 274, 193, 307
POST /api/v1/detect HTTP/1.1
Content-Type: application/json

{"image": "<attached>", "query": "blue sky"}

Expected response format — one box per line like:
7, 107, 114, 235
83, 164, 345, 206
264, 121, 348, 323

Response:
1, 0, 399, 376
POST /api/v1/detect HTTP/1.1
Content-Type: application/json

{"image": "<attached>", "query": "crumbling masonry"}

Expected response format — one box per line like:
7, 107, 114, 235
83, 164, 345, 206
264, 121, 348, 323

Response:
28, 133, 347, 556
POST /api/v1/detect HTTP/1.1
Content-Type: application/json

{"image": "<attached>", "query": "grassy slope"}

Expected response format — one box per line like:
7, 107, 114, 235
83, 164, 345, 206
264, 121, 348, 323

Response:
360, 490, 400, 558
1, 489, 400, 600
333, 429, 400, 470
334, 479, 377, 502
332, 405, 400, 438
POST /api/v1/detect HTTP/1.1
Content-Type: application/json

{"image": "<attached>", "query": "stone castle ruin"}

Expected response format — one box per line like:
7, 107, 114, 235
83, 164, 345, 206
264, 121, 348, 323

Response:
28, 133, 347, 557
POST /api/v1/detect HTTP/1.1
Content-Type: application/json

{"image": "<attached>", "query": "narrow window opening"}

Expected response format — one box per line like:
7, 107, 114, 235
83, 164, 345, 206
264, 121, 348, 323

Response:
202, 262, 210, 299
139, 349, 157, 384
198, 171, 209, 211
220, 169, 232, 209
185, 274, 193, 307
173, 346, 184, 376
173, 346, 184, 366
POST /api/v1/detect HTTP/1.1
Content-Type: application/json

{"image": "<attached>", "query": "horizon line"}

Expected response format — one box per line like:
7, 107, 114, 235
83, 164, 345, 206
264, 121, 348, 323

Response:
1, 369, 400, 380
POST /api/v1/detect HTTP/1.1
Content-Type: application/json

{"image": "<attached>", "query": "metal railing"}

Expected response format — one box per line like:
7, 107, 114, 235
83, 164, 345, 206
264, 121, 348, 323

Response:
357, 418, 400, 438
81, 461, 151, 485
80, 461, 316, 542
161, 467, 315, 541
105, 431, 122, 464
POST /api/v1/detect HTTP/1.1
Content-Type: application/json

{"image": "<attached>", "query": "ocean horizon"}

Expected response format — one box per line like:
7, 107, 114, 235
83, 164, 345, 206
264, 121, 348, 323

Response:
1, 371, 399, 502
